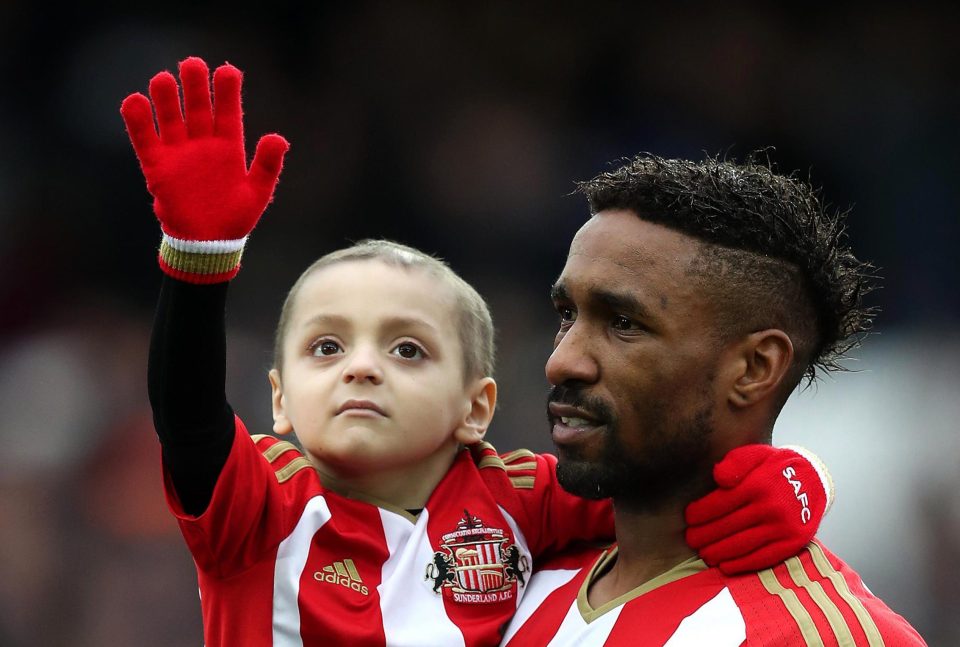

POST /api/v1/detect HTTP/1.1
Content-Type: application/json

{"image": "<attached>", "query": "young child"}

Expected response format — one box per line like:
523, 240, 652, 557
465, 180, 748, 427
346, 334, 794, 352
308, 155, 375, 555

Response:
122, 57, 834, 646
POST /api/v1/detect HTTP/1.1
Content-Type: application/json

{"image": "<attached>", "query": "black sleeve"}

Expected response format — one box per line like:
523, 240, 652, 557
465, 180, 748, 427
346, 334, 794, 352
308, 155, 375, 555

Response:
148, 275, 236, 516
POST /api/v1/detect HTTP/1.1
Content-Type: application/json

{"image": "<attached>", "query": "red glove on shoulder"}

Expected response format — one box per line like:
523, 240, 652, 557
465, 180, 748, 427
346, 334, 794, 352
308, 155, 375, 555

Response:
684, 444, 833, 575
120, 56, 289, 283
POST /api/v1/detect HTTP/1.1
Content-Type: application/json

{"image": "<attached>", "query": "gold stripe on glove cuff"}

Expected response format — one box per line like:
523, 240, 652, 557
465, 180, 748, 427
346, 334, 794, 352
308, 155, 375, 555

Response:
159, 239, 244, 275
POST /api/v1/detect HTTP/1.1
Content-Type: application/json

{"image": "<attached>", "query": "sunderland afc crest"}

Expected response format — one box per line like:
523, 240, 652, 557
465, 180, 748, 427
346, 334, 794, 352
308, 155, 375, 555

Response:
425, 509, 529, 604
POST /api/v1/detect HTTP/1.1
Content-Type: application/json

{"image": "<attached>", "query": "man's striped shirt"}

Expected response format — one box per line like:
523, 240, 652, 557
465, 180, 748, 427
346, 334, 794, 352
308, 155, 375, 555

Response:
502, 541, 925, 646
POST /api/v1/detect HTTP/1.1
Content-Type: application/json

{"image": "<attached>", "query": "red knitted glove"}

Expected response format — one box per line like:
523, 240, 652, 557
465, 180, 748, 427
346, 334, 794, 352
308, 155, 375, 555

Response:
120, 56, 289, 283
684, 445, 833, 575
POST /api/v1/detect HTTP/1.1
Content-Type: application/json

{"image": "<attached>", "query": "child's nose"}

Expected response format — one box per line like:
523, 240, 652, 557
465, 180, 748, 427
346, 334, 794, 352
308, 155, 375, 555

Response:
342, 346, 384, 384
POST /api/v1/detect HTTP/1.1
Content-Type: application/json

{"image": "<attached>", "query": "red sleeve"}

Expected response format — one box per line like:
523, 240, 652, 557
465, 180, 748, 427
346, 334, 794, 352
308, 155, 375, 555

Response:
728, 541, 928, 646
472, 444, 614, 558
820, 544, 928, 646
163, 416, 319, 577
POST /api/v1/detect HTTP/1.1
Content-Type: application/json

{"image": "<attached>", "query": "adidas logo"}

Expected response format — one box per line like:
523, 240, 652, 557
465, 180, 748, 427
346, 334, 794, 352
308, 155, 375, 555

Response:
314, 559, 369, 596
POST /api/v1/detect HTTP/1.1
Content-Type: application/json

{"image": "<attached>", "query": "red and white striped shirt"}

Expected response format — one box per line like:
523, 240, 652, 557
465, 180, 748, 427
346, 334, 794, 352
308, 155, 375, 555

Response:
502, 541, 925, 646
163, 418, 613, 646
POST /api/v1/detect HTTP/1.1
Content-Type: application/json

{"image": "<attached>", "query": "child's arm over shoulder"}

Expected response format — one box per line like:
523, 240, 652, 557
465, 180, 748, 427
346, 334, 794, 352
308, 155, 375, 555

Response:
474, 443, 837, 572
471, 444, 614, 558
122, 57, 288, 516
523, 451, 616, 557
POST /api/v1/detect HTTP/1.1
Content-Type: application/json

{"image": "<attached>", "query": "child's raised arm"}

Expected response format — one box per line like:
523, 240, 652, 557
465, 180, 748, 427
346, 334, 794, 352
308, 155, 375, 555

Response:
122, 57, 288, 515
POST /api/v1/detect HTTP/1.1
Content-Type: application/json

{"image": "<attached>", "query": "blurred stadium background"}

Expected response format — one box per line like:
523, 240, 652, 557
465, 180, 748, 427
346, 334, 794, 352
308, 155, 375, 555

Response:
0, 3, 957, 645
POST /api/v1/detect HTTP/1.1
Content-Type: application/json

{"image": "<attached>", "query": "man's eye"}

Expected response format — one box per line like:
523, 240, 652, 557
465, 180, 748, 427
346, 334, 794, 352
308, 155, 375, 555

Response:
557, 306, 576, 323
392, 342, 424, 360
612, 315, 637, 331
312, 340, 342, 356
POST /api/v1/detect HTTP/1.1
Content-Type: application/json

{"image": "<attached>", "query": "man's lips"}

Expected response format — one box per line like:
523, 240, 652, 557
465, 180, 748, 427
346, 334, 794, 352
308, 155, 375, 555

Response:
336, 399, 387, 417
548, 402, 604, 443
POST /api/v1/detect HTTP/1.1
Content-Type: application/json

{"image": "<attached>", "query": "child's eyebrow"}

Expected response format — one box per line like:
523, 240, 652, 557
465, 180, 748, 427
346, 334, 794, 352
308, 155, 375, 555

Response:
303, 314, 441, 336
379, 315, 441, 337
303, 314, 351, 329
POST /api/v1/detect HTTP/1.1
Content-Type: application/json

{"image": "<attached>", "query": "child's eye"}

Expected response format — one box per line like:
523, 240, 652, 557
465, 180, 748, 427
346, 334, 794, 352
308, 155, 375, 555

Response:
391, 342, 425, 360
311, 339, 342, 356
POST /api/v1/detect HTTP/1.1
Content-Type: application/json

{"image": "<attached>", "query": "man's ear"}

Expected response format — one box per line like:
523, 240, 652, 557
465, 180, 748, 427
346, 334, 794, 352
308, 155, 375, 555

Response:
268, 368, 294, 435
454, 377, 498, 445
727, 329, 794, 408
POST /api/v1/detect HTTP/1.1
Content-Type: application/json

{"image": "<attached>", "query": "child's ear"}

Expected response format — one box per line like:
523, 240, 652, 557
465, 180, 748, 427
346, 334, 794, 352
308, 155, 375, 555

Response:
268, 368, 294, 436
454, 377, 497, 445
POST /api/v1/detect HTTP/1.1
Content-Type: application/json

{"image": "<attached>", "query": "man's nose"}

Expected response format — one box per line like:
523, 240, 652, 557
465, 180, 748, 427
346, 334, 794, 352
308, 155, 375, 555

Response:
545, 323, 599, 386
342, 346, 384, 384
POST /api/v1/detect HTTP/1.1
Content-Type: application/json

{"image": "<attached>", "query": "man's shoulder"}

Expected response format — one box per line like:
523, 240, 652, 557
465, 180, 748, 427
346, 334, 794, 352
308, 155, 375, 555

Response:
725, 541, 926, 645
509, 542, 926, 646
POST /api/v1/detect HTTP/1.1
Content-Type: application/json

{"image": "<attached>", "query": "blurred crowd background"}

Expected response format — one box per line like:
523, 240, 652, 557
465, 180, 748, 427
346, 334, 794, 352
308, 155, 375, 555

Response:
0, 3, 957, 645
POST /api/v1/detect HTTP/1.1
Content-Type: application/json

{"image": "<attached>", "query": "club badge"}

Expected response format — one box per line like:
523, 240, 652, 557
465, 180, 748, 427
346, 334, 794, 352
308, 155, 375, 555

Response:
425, 509, 529, 604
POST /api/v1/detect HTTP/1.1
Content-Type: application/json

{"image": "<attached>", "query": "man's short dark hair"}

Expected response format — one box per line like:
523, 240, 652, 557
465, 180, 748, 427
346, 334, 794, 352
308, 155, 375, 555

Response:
576, 151, 876, 387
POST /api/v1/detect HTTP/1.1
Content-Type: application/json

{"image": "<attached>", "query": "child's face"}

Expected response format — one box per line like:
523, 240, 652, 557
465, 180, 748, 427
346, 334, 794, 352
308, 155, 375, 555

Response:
269, 260, 492, 497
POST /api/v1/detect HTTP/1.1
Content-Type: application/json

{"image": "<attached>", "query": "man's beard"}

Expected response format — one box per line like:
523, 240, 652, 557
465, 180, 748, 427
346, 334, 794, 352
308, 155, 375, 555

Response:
550, 385, 715, 513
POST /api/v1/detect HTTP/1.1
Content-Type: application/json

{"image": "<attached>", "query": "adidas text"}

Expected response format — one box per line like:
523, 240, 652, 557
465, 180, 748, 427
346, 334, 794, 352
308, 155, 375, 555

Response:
314, 561, 369, 596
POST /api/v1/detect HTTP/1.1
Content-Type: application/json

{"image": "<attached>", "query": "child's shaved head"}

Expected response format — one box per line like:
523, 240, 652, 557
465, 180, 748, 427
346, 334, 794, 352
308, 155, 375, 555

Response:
274, 240, 496, 382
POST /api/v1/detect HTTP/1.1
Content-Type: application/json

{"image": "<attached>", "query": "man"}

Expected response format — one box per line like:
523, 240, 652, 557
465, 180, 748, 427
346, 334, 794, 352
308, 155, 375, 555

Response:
502, 153, 926, 645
